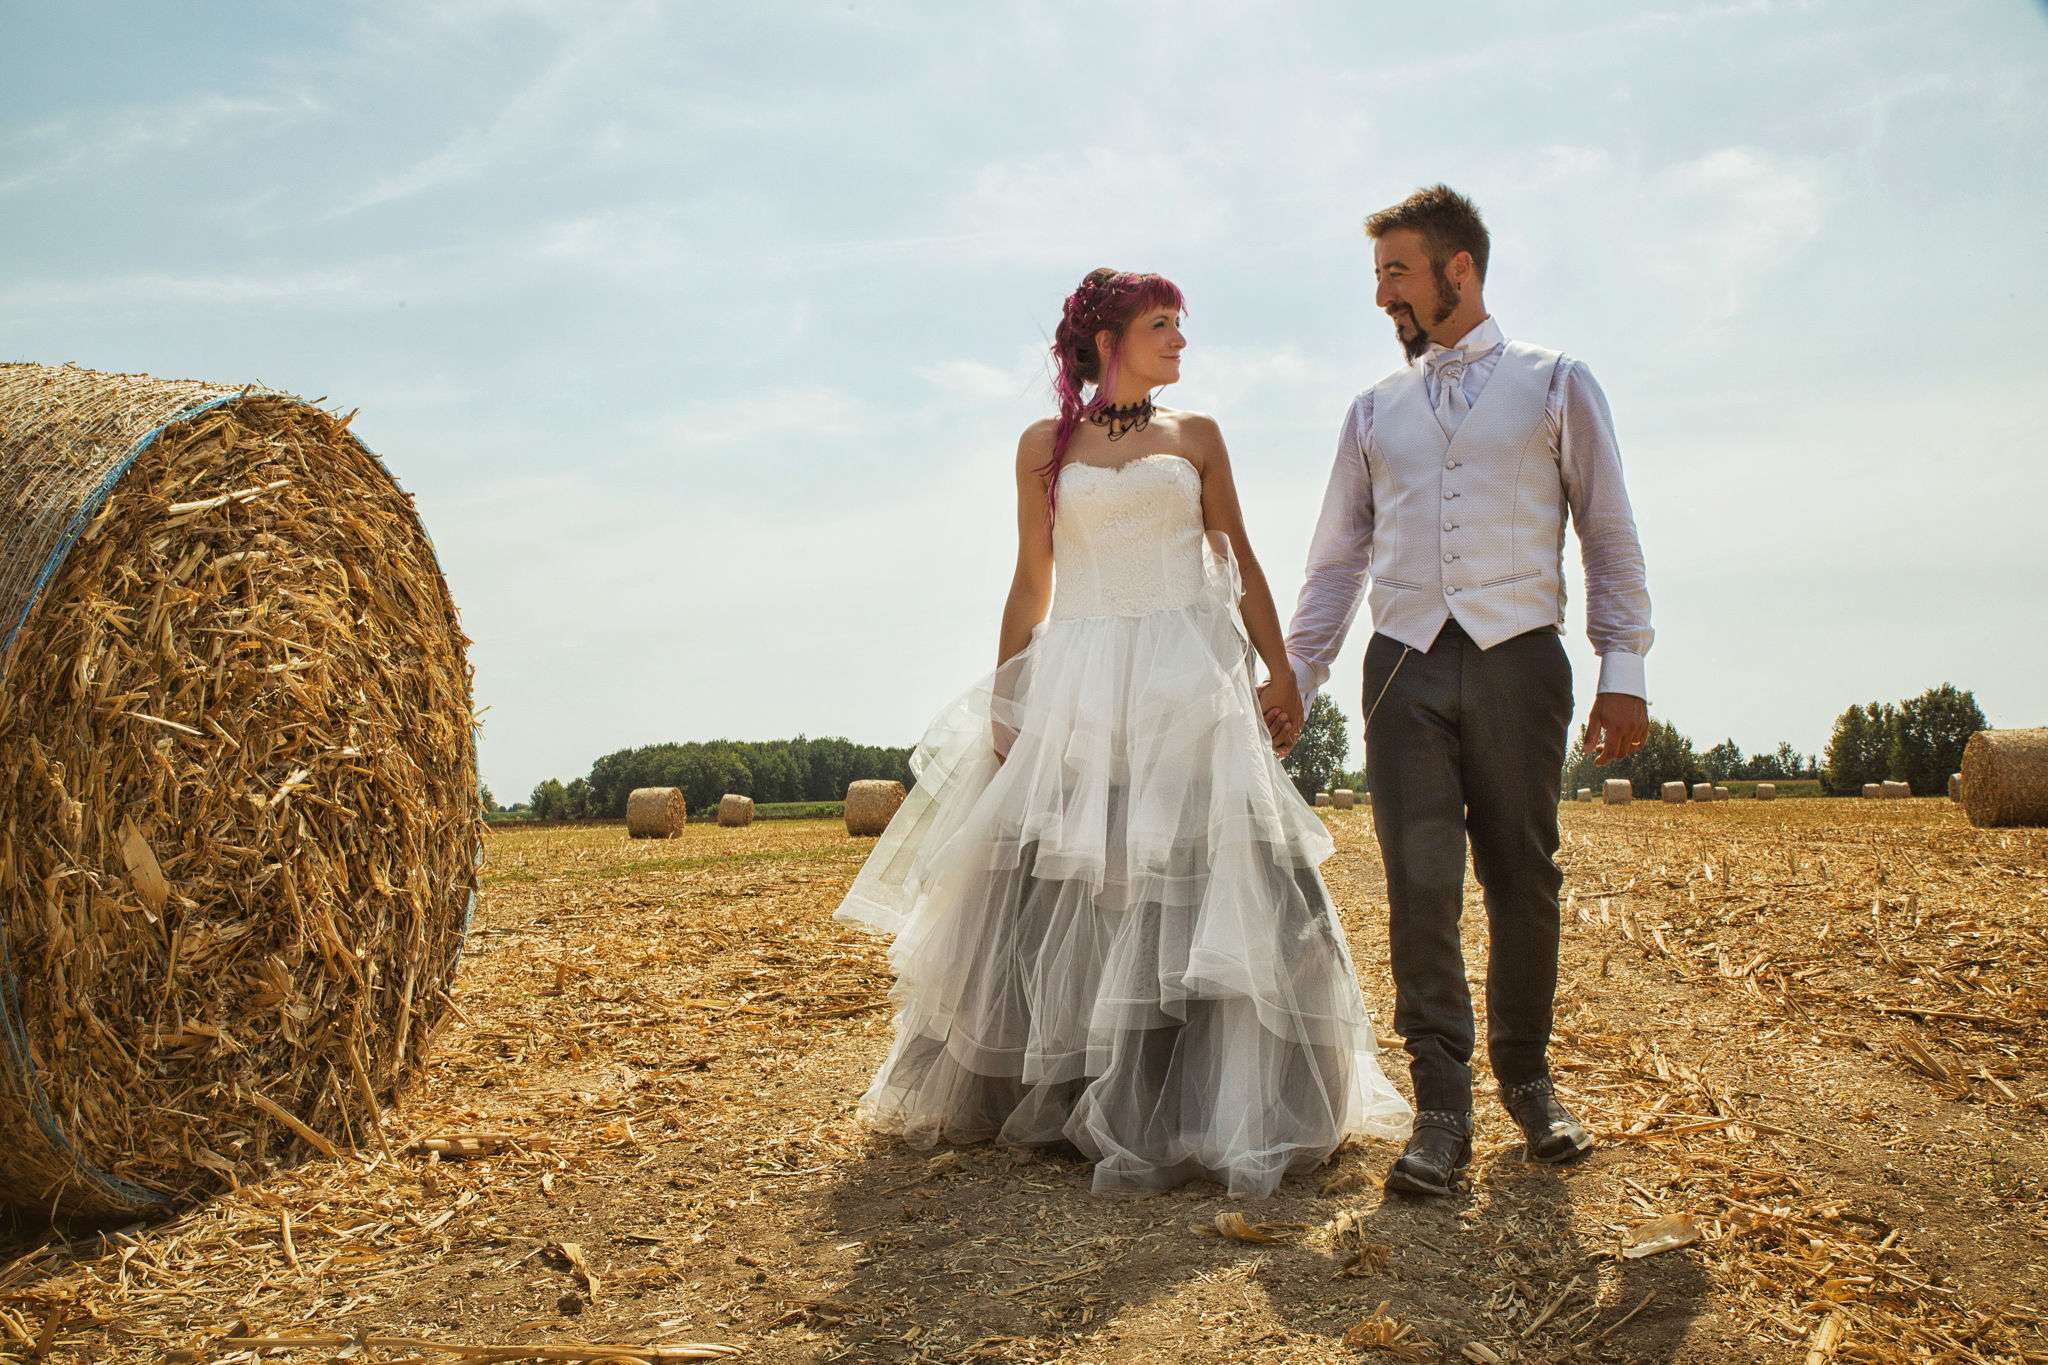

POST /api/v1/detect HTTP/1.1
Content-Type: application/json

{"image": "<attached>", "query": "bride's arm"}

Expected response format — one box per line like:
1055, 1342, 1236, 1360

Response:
997, 421, 1056, 667
991, 424, 1055, 762
1187, 416, 1303, 742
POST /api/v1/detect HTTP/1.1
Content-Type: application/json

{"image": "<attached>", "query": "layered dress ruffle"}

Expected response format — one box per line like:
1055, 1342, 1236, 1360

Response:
836, 454, 1409, 1198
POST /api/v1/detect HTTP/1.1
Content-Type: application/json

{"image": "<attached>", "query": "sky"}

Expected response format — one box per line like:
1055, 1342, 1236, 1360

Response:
4, 1, 2044, 802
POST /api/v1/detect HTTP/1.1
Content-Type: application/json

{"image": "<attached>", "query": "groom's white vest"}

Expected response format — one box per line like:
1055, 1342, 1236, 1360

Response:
1365, 340, 1567, 653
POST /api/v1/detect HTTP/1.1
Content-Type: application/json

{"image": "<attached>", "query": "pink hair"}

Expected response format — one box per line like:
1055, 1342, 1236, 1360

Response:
1039, 268, 1186, 514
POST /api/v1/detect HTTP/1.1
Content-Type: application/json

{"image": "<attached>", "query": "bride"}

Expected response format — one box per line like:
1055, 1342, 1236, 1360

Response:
834, 268, 1410, 1198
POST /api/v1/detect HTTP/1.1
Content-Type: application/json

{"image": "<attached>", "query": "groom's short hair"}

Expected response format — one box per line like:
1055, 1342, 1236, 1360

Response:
1366, 185, 1490, 285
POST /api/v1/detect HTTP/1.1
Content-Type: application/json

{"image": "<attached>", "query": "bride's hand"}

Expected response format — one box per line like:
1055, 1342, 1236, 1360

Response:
1256, 677, 1303, 758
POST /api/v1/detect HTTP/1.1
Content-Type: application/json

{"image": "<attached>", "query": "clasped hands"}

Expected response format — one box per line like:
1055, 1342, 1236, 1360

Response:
1256, 676, 1304, 759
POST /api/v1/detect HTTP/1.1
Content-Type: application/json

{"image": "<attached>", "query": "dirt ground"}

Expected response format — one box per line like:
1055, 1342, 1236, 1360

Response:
2, 799, 2045, 1364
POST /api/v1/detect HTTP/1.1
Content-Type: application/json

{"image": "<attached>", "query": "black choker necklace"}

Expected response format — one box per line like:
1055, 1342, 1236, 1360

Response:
1090, 397, 1154, 441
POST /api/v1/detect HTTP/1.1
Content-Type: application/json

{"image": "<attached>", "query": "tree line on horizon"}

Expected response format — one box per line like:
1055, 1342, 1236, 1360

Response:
489, 683, 1986, 818
500, 735, 916, 820
1274, 684, 1984, 803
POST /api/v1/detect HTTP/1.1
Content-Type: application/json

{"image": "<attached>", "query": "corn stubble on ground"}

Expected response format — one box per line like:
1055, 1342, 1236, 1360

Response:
1, 803, 2043, 1362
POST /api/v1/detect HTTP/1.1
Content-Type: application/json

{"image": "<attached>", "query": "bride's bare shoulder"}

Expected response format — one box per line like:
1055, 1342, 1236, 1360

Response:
1160, 407, 1221, 438
1015, 418, 1058, 471
1155, 407, 1225, 472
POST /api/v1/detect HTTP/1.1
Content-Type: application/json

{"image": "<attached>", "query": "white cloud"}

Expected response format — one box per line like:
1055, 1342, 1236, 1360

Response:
1172, 345, 1361, 416
1353, 2, 1777, 87
647, 387, 873, 453
0, 266, 387, 312
1645, 147, 1826, 322
915, 358, 1035, 404
331, 1, 655, 217
0, 92, 320, 195
932, 145, 1236, 268
1503, 144, 1616, 194
530, 208, 690, 278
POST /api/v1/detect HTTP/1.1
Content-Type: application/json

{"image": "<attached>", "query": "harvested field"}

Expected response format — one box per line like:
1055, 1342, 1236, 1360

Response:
1, 802, 2043, 1363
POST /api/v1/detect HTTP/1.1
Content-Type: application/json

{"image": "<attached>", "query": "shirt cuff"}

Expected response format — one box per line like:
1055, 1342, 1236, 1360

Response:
1595, 651, 1647, 700
1289, 654, 1324, 708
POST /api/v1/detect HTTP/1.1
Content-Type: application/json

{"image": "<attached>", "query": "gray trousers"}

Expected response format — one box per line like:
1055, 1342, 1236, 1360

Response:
1362, 617, 1574, 1113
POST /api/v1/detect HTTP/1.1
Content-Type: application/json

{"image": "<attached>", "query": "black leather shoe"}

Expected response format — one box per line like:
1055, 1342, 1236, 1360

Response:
1385, 1110, 1472, 1196
1501, 1077, 1595, 1164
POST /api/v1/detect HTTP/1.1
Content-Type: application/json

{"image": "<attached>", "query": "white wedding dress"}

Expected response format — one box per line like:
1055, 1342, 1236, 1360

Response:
835, 452, 1410, 1197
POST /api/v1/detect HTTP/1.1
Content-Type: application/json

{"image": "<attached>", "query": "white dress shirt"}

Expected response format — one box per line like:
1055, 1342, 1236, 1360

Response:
1286, 316, 1653, 712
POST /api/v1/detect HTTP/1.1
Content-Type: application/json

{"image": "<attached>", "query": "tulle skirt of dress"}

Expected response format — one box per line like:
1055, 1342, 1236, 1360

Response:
834, 547, 1411, 1198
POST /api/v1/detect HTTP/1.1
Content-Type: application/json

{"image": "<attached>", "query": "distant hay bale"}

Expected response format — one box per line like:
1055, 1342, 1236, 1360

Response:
1862, 783, 1882, 799
1714, 786, 1729, 801
1603, 779, 1632, 805
1313, 792, 1331, 808
626, 787, 687, 838
1692, 783, 1714, 802
716, 794, 755, 827
1756, 783, 1777, 801
1948, 772, 1963, 802
845, 780, 906, 836
1576, 787, 1592, 802
1881, 780, 1910, 800
1662, 781, 1687, 803
0, 362, 478, 1219
1332, 789, 1356, 810
1960, 728, 2048, 828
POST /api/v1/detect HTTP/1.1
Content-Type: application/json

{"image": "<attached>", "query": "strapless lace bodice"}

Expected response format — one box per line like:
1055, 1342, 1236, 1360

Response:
1048, 454, 1209, 621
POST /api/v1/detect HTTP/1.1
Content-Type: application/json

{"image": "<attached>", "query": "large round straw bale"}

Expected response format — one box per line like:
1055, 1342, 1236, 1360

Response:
1881, 780, 1910, 800
0, 362, 479, 1219
845, 780, 906, 836
1713, 786, 1729, 801
1948, 772, 1963, 802
1331, 789, 1356, 810
1862, 783, 1881, 799
1756, 783, 1777, 801
716, 793, 755, 827
1603, 779, 1632, 805
1960, 728, 2048, 828
1692, 782, 1714, 802
1662, 781, 1687, 803
626, 787, 687, 838
1313, 792, 1331, 808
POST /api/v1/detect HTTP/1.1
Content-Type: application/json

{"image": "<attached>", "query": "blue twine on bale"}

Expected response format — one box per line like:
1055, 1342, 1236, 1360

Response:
0, 390, 478, 1217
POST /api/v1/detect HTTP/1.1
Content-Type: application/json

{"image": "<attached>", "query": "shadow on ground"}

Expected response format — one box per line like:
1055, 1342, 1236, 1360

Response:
799, 1130, 1712, 1363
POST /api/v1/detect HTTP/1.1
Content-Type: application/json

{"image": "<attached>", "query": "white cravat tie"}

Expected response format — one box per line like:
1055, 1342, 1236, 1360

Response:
1431, 355, 1470, 439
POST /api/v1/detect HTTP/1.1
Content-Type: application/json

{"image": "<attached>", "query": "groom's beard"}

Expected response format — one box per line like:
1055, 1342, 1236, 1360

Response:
1393, 268, 1463, 360
1397, 311, 1429, 360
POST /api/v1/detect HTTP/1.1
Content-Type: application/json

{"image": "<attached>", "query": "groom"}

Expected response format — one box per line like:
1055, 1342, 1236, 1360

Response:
1264, 185, 1654, 1196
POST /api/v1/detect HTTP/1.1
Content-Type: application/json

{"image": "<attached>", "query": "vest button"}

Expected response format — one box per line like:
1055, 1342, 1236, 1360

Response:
1444, 459, 1456, 470
1445, 586, 1459, 595
1443, 552, 1454, 563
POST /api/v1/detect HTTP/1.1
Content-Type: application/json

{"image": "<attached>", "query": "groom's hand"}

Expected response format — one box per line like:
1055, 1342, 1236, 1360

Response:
1584, 692, 1649, 765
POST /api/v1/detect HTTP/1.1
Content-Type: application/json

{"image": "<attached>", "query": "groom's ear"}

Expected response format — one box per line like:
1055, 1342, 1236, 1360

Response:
1446, 249, 1476, 286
